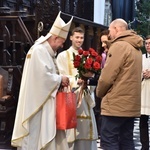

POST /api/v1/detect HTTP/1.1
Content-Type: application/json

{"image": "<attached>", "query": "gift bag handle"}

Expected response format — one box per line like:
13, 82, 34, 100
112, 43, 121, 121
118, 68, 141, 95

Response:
59, 85, 72, 93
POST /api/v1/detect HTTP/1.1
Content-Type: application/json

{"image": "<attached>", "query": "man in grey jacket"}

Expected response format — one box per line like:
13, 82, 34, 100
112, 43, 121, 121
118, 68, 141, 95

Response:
96, 18, 143, 150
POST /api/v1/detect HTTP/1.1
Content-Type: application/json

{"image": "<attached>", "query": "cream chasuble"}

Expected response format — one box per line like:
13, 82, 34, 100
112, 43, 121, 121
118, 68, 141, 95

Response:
11, 40, 69, 150
56, 46, 98, 150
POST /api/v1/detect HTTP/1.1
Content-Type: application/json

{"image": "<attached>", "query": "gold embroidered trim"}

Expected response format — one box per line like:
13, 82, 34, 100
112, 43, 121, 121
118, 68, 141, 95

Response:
66, 51, 72, 75
51, 25, 68, 32
90, 119, 93, 139
27, 54, 31, 59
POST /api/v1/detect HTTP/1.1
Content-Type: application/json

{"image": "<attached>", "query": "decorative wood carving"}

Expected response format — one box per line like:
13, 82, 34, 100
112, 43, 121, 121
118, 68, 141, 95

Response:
35, 0, 61, 35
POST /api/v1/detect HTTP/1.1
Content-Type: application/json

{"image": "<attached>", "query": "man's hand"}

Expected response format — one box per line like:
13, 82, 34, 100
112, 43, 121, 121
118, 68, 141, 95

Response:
77, 79, 84, 85
143, 69, 150, 79
77, 79, 87, 88
61, 76, 69, 87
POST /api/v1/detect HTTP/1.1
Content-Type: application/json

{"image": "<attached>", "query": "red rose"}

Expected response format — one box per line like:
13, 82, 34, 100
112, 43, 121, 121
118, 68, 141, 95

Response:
78, 49, 83, 55
86, 58, 93, 65
84, 63, 92, 69
95, 55, 102, 62
83, 51, 89, 56
74, 61, 80, 68
89, 48, 95, 53
91, 51, 98, 57
74, 55, 81, 61
93, 62, 100, 70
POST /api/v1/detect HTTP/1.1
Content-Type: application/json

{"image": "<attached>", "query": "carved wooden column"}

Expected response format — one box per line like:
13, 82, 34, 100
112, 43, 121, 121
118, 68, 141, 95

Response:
29, 0, 35, 15
84, 26, 90, 49
69, 0, 74, 14
92, 27, 98, 50
60, 0, 65, 11
10, 0, 27, 16
1, 21, 11, 66
82, 0, 93, 21
2, 21, 7, 65
63, 0, 69, 13
12, 21, 17, 65
76, 0, 83, 18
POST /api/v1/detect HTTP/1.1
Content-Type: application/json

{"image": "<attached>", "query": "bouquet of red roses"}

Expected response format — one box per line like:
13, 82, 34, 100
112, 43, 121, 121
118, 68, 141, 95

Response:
73, 48, 102, 80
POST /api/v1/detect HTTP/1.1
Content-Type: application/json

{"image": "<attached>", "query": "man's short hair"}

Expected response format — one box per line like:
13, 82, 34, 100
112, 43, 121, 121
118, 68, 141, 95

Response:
145, 35, 150, 40
71, 27, 84, 35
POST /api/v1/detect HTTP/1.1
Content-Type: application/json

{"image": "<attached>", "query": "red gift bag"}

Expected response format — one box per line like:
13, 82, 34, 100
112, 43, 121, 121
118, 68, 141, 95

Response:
56, 87, 77, 130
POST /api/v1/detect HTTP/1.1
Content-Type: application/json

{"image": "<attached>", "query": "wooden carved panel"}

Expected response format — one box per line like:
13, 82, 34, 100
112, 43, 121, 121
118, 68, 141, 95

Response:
35, 0, 61, 35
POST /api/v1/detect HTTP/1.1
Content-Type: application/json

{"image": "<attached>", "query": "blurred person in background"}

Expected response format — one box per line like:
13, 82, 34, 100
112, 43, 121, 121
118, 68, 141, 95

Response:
93, 29, 110, 140
140, 35, 150, 150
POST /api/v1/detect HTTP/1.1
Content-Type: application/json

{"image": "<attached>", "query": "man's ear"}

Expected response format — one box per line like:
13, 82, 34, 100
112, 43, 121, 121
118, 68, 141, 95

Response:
56, 36, 59, 40
114, 26, 118, 32
70, 35, 72, 41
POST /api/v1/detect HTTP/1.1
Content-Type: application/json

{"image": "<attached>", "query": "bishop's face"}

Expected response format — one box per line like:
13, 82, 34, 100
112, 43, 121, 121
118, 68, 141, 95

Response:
50, 36, 65, 52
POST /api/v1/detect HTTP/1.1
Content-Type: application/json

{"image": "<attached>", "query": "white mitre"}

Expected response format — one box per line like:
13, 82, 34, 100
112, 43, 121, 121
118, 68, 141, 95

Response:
36, 11, 73, 44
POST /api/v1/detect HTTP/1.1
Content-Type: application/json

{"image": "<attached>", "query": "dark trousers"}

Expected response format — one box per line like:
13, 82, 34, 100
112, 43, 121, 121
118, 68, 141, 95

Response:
93, 90, 102, 137
100, 116, 135, 150
140, 115, 149, 150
